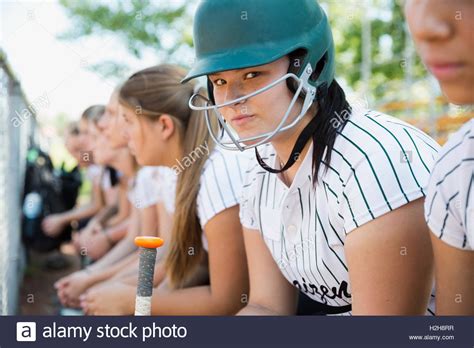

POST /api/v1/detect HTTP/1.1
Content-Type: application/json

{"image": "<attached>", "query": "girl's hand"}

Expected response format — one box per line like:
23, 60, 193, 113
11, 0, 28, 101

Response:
83, 232, 113, 261
42, 214, 67, 237
80, 281, 135, 315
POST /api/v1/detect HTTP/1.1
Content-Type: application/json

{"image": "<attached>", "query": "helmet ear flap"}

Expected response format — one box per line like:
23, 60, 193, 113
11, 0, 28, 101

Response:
286, 49, 307, 95
286, 49, 330, 101
207, 77, 216, 104
311, 52, 327, 83
313, 53, 330, 100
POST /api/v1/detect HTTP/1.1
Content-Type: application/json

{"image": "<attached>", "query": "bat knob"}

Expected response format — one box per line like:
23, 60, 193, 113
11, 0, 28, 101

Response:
134, 236, 164, 249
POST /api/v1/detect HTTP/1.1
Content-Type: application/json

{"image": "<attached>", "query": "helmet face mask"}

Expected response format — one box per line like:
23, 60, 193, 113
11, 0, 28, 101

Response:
189, 63, 317, 151
185, 0, 334, 153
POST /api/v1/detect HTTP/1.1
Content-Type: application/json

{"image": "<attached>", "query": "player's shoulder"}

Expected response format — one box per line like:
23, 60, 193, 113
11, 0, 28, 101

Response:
343, 108, 435, 147
436, 119, 473, 165
335, 108, 439, 165
86, 164, 102, 181
136, 166, 158, 183
148, 166, 174, 184
429, 119, 473, 188
201, 146, 250, 184
196, 147, 252, 209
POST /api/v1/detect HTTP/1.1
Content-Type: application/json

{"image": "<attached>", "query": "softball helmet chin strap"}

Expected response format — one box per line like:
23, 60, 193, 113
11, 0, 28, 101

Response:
255, 82, 327, 174
255, 112, 319, 173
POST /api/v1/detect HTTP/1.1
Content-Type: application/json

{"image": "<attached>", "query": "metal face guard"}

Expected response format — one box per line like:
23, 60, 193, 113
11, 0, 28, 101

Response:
189, 64, 316, 151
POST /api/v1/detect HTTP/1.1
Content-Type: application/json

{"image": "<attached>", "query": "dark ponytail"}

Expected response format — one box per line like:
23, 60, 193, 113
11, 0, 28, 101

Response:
287, 49, 351, 185
310, 80, 351, 185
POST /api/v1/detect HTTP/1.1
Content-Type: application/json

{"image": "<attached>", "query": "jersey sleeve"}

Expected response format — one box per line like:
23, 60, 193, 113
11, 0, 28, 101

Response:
424, 121, 474, 250
134, 167, 160, 209
239, 160, 260, 230
339, 118, 440, 234
197, 150, 249, 229
155, 167, 177, 215
86, 165, 102, 185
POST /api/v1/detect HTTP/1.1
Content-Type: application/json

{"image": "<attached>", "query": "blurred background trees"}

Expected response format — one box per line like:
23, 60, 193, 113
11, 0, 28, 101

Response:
58, 0, 425, 100
56, 0, 472, 142
58, 0, 194, 79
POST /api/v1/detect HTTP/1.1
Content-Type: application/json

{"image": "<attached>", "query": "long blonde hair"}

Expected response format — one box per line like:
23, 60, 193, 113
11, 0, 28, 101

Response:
119, 64, 218, 288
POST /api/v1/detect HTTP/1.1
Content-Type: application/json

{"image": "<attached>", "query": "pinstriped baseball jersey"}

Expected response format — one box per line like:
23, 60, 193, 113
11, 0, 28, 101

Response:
239, 109, 440, 315
425, 119, 474, 250
161, 146, 251, 251
197, 147, 252, 231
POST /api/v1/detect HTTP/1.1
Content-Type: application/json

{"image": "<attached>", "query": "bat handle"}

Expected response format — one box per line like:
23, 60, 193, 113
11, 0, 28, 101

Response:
134, 236, 164, 316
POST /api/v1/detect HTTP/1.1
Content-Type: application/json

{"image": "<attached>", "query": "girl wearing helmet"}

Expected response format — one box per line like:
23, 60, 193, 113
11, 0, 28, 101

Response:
185, 0, 439, 315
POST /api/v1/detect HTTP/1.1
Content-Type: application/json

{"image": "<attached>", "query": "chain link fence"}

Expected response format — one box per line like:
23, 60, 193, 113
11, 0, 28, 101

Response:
0, 50, 36, 315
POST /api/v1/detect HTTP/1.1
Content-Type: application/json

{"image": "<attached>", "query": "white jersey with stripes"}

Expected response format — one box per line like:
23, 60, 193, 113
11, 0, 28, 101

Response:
197, 147, 251, 250
240, 109, 440, 315
127, 166, 172, 209
425, 119, 474, 250
158, 146, 250, 252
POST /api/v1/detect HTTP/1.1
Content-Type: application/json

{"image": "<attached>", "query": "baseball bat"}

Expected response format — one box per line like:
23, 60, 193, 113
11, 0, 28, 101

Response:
134, 236, 164, 316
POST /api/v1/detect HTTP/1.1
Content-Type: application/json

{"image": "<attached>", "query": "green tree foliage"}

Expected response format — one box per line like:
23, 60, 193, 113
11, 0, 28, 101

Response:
325, 0, 427, 99
59, 0, 427, 101
58, 0, 194, 77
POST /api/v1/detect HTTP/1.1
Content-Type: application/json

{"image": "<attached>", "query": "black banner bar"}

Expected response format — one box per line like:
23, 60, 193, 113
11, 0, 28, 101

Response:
1, 316, 472, 348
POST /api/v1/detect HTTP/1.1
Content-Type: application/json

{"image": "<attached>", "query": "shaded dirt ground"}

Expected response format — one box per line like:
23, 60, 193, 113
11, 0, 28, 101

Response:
19, 243, 80, 315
